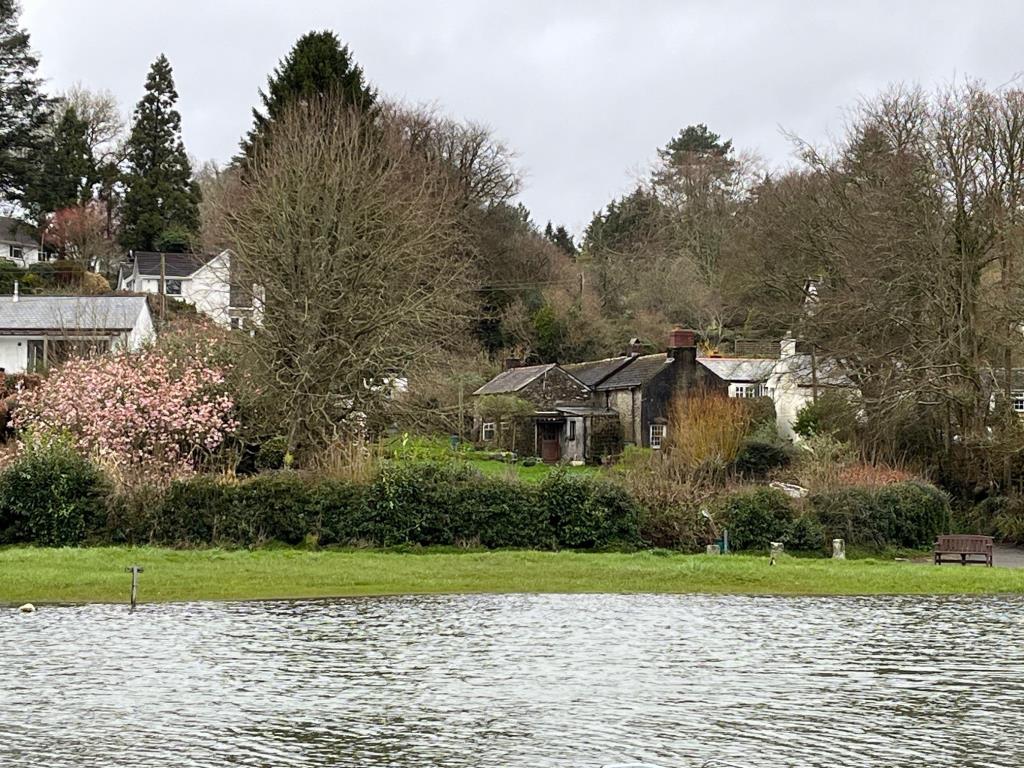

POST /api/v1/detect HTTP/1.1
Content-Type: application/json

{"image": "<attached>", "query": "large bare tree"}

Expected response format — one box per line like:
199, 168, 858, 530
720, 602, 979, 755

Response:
224, 98, 471, 457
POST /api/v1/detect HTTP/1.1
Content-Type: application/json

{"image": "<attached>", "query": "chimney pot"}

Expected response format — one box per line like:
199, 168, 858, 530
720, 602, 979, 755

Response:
626, 337, 642, 356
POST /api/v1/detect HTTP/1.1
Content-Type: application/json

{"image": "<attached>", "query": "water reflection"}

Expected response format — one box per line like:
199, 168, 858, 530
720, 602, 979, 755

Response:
2, 594, 1023, 767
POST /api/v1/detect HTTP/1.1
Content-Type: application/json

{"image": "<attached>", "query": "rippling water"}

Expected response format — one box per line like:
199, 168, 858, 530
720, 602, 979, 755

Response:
2, 594, 1023, 767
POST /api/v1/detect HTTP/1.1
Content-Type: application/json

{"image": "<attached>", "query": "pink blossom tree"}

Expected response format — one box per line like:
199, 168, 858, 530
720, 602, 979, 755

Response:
13, 347, 238, 481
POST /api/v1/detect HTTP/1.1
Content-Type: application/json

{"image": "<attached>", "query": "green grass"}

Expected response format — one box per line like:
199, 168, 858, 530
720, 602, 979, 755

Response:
464, 458, 599, 482
2, 547, 1023, 605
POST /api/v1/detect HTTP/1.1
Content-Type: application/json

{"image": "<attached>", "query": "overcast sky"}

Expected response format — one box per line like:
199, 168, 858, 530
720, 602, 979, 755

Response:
21, 1, 1024, 234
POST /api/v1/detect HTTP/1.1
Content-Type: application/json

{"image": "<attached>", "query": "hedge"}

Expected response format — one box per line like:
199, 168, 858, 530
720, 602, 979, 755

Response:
152, 463, 640, 550
809, 482, 950, 549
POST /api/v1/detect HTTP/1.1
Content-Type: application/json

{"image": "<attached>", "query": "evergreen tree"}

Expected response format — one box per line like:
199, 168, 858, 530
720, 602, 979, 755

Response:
0, 0, 50, 202
544, 220, 577, 258
120, 54, 199, 252
658, 123, 733, 165
27, 106, 94, 218
238, 30, 375, 164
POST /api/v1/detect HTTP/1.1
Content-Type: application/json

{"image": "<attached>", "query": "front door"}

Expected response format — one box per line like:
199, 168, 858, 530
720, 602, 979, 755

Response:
539, 423, 562, 463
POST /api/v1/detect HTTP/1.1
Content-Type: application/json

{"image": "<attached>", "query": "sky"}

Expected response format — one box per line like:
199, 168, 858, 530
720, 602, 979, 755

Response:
20, 0, 1024, 235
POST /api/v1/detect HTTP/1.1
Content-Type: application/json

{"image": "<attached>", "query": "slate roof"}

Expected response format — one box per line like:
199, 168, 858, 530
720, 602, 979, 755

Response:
130, 251, 216, 278
772, 354, 852, 387
473, 363, 559, 395
595, 353, 672, 391
563, 356, 632, 387
0, 217, 37, 247
698, 357, 776, 383
0, 296, 148, 332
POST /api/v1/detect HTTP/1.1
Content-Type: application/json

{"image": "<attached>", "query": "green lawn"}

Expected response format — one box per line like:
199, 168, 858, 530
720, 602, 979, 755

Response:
2, 547, 1023, 605
464, 458, 599, 482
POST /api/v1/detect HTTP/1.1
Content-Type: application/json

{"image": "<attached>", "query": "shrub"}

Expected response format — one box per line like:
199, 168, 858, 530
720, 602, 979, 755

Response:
231, 472, 311, 545
13, 347, 238, 482
719, 487, 795, 551
734, 440, 791, 478
540, 472, 640, 549
668, 394, 751, 482
158, 475, 234, 545
785, 514, 825, 552
312, 479, 369, 545
365, 462, 478, 546
809, 482, 949, 549
255, 436, 289, 472
793, 391, 858, 441
0, 432, 107, 546
454, 479, 550, 548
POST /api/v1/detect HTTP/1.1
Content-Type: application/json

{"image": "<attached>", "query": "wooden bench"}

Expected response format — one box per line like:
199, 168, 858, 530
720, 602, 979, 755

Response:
933, 534, 993, 567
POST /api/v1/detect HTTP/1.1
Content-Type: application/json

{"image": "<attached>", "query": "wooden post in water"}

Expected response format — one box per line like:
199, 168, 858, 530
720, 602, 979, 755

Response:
125, 565, 144, 612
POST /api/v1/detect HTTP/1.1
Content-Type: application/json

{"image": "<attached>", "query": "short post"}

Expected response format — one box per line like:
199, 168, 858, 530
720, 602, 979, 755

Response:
125, 565, 144, 612
769, 541, 783, 566
832, 538, 846, 560
722, 528, 729, 554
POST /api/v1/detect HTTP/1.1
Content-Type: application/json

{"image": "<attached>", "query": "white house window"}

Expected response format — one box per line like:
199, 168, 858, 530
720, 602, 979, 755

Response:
481, 422, 496, 441
10, 246, 22, 262
1013, 392, 1024, 413
165, 279, 182, 295
732, 383, 766, 399
650, 424, 666, 449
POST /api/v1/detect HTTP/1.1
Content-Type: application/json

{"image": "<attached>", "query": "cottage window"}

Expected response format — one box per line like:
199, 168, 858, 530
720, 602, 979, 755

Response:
481, 422, 496, 441
1013, 393, 1024, 413
10, 246, 22, 262
733, 383, 766, 399
165, 279, 183, 296
568, 420, 576, 440
650, 424, 666, 449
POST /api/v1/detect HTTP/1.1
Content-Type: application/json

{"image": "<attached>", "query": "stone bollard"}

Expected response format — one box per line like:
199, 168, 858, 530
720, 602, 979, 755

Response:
705, 544, 720, 555
832, 538, 846, 560
770, 541, 784, 565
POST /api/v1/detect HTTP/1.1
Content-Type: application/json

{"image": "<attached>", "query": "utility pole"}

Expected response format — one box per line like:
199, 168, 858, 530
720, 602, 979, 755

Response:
159, 252, 167, 324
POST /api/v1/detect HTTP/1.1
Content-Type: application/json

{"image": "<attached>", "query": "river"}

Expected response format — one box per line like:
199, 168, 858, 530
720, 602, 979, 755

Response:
2, 593, 1022, 767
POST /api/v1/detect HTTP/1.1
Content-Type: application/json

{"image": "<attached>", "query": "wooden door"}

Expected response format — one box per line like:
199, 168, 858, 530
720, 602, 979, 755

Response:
539, 423, 562, 463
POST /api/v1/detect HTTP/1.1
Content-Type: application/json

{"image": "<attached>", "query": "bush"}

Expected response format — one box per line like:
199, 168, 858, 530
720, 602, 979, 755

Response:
785, 514, 825, 552
0, 432, 107, 546
809, 481, 949, 549
231, 472, 311, 545
158, 475, 234, 545
454, 479, 550, 548
718, 487, 795, 551
734, 440, 791, 477
540, 471, 640, 549
255, 436, 289, 472
793, 391, 858, 441
312, 479, 369, 545
959, 496, 1024, 543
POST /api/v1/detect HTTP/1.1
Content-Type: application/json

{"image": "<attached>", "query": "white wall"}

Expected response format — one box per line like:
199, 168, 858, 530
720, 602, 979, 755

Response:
185, 252, 231, 325
0, 338, 27, 372
126, 304, 155, 351
3, 243, 41, 267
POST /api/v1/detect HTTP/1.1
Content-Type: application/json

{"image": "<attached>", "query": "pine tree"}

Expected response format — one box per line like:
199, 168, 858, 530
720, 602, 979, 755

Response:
27, 106, 94, 218
120, 54, 199, 252
237, 30, 375, 164
0, 0, 50, 202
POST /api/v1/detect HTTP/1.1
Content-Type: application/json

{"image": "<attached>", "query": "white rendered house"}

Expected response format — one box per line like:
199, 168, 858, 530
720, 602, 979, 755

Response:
0, 217, 43, 267
0, 293, 154, 373
118, 249, 244, 326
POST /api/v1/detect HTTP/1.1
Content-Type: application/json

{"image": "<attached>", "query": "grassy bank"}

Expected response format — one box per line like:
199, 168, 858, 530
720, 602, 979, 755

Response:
3, 547, 1024, 604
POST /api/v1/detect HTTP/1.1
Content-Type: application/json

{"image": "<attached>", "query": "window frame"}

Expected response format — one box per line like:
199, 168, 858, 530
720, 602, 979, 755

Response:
481, 422, 496, 441
567, 420, 576, 441
650, 423, 666, 449
1012, 392, 1024, 413
164, 279, 183, 296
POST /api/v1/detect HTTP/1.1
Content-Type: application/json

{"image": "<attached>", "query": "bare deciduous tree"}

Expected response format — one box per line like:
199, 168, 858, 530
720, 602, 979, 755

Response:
224, 98, 472, 457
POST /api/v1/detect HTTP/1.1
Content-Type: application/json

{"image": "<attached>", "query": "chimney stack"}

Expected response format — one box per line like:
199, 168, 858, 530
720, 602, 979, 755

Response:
668, 326, 694, 350
626, 337, 643, 356
12, 281, 19, 303
667, 326, 697, 390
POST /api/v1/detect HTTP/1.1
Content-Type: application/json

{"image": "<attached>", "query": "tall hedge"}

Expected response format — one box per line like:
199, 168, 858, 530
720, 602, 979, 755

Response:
809, 482, 949, 549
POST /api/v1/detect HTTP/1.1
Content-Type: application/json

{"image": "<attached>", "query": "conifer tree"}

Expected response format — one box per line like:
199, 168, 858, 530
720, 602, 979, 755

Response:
27, 106, 94, 218
238, 30, 375, 164
120, 54, 199, 252
0, 0, 50, 203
